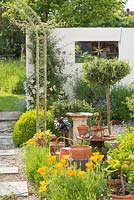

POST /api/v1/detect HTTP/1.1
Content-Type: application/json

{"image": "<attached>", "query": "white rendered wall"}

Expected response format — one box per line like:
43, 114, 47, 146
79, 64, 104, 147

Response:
54, 28, 134, 97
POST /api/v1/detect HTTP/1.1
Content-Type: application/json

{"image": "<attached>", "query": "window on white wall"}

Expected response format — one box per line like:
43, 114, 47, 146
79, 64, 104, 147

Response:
75, 41, 118, 63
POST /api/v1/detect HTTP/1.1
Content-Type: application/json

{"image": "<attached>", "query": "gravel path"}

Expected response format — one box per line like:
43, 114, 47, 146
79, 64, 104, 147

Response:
0, 148, 39, 200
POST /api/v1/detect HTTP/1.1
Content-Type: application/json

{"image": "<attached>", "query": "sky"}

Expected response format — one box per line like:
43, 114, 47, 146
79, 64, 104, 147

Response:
125, 0, 134, 11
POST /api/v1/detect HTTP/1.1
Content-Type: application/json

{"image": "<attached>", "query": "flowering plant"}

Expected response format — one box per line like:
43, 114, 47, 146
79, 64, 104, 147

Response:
27, 130, 52, 147
37, 152, 108, 200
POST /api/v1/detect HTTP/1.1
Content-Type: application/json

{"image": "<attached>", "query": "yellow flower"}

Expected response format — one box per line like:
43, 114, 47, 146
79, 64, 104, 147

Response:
90, 155, 98, 162
39, 181, 47, 193
37, 166, 47, 174
98, 154, 104, 161
60, 170, 65, 176
67, 169, 76, 177
57, 162, 64, 169
60, 159, 66, 166
27, 138, 36, 145
79, 171, 85, 178
85, 162, 94, 170
92, 152, 99, 156
47, 155, 53, 164
90, 154, 104, 162
51, 169, 58, 175
45, 130, 52, 137
51, 156, 57, 161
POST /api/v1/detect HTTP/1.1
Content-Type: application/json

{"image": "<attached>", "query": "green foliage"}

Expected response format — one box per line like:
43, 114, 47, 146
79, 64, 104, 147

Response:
126, 94, 134, 119
82, 57, 130, 87
73, 78, 106, 111
0, 91, 26, 111
105, 131, 134, 194
52, 99, 94, 118
25, 145, 49, 187
24, 31, 66, 110
54, 0, 126, 27
0, 60, 25, 94
12, 109, 55, 146
111, 85, 134, 121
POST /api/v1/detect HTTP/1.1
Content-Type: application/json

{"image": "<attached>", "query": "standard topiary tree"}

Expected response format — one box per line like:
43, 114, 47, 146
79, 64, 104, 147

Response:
82, 57, 130, 135
12, 109, 55, 147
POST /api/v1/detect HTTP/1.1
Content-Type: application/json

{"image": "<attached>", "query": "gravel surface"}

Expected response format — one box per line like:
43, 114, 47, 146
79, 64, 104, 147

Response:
0, 148, 39, 200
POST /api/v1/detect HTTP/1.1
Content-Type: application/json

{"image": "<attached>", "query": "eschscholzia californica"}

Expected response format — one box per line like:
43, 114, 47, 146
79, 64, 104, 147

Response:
37, 166, 47, 174
79, 170, 85, 178
51, 169, 58, 175
67, 169, 76, 177
91, 154, 104, 162
85, 162, 94, 170
57, 162, 64, 169
39, 181, 47, 193
27, 138, 36, 145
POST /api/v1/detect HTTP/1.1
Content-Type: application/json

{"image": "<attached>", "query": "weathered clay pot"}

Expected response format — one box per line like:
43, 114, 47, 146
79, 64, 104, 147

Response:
77, 125, 89, 136
110, 193, 134, 200
91, 126, 104, 139
69, 145, 92, 160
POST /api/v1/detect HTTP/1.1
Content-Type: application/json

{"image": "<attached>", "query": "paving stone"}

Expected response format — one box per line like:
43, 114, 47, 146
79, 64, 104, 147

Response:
0, 149, 15, 156
0, 112, 22, 121
0, 137, 15, 149
0, 167, 18, 174
0, 121, 16, 132
0, 181, 28, 197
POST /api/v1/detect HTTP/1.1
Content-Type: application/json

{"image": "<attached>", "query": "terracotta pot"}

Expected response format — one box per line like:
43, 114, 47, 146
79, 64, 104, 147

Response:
69, 145, 92, 160
110, 193, 134, 200
59, 147, 70, 160
91, 126, 104, 139
77, 125, 89, 136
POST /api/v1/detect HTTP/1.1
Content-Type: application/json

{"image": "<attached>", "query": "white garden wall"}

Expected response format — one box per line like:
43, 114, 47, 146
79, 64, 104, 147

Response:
54, 28, 134, 97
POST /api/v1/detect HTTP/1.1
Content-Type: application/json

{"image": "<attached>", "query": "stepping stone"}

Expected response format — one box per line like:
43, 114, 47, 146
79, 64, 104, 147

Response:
0, 167, 18, 174
0, 136, 15, 149
0, 149, 15, 156
0, 181, 28, 197
0, 112, 22, 121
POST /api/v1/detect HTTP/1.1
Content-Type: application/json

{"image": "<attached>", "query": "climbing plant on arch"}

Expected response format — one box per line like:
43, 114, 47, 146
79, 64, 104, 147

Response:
2, 0, 49, 132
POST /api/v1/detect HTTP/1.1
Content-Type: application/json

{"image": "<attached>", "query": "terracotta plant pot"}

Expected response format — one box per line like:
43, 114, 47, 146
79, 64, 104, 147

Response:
77, 125, 89, 136
91, 126, 104, 139
69, 145, 92, 160
110, 193, 134, 200
59, 147, 70, 160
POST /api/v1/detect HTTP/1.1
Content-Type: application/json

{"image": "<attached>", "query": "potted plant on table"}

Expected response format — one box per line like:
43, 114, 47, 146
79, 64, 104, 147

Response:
104, 134, 134, 199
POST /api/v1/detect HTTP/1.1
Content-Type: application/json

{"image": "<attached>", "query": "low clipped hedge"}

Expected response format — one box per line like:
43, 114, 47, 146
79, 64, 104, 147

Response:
12, 109, 55, 147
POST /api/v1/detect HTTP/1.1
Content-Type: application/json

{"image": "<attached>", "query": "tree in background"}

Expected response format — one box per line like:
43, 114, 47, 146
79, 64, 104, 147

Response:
54, 0, 127, 27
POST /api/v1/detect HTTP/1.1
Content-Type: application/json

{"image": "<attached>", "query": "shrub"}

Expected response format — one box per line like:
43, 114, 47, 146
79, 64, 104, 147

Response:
52, 99, 94, 118
126, 93, 134, 119
73, 78, 106, 111
12, 109, 55, 147
111, 85, 134, 121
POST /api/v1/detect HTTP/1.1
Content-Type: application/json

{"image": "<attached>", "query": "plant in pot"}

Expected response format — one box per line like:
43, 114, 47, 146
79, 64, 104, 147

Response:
82, 56, 130, 135
105, 147, 134, 199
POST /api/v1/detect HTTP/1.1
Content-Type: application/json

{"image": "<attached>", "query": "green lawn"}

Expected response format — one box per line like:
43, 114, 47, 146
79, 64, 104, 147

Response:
0, 91, 26, 111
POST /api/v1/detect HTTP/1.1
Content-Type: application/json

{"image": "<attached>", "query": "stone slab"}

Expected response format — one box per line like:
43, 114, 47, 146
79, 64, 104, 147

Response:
0, 149, 15, 156
0, 121, 16, 132
0, 167, 18, 174
0, 138, 15, 149
0, 181, 28, 196
0, 112, 22, 121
